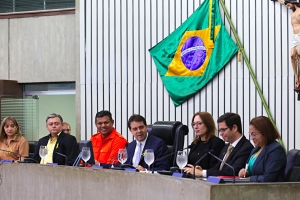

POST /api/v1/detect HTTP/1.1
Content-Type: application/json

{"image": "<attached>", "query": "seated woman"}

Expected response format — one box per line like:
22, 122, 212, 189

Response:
0, 117, 29, 161
238, 116, 286, 182
186, 112, 225, 169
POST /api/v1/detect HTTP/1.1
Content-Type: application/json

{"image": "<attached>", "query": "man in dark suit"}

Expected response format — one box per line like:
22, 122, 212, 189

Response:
125, 114, 169, 171
33, 113, 79, 165
184, 113, 253, 177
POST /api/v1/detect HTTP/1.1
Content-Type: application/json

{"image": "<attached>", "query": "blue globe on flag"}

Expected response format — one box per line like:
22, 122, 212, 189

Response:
181, 36, 207, 71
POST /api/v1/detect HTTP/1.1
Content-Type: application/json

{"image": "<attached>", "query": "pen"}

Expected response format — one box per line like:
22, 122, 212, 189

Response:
244, 163, 248, 178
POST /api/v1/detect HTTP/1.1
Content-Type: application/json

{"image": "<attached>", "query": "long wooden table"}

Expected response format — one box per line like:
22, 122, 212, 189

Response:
0, 163, 299, 200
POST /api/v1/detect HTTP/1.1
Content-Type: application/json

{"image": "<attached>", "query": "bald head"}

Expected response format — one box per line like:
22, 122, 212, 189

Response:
62, 122, 71, 134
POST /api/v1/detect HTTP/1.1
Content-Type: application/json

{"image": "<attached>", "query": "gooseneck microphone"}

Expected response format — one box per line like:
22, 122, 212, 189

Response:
152, 145, 193, 174
193, 149, 212, 180
208, 151, 236, 183
0, 148, 22, 161
55, 152, 68, 165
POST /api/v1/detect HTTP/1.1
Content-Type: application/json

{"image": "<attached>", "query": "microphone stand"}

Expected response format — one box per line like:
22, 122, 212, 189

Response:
0, 148, 22, 161
193, 150, 210, 180
55, 152, 68, 165
208, 152, 236, 183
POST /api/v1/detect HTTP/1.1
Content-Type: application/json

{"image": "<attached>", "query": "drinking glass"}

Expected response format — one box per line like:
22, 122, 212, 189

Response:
39, 146, 48, 164
176, 151, 187, 174
118, 148, 128, 165
81, 147, 91, 167
144, 149, 155, 172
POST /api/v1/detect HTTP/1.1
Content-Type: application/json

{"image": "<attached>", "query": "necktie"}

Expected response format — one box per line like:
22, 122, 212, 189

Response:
133, 142, 142, 167
219, 145, 234, 170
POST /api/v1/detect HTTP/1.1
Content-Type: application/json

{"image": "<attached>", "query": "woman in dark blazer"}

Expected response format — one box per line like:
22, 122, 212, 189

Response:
187, 112, 225, 169
238, 116, 286, 182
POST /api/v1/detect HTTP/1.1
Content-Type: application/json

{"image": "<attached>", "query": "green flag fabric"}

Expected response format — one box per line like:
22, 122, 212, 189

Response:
149, 0, 238, 106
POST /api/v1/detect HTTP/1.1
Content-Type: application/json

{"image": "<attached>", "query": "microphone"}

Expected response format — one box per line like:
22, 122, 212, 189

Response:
193, 149, 212, 180
55, 152, 68, 165
208, 151, 236, 183
152, 145, 193, 174
0, 148, 22, 161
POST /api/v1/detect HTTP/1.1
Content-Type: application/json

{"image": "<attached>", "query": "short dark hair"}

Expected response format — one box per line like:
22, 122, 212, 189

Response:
128, 114, 147, 130
95, 110, 113, 122
250, 116, 280, 146
217, 113, 242, 134
46, 113, 63, 123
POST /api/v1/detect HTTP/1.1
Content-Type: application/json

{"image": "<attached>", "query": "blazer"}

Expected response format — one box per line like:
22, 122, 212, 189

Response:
125, 134, 169, 171
33, 132, 79, 166
207, 135, 254, 176
248, 141, 286, 182
188, 136, 225, 169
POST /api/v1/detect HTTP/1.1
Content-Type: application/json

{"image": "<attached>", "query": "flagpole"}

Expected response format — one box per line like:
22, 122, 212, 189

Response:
218, 0, 285, 149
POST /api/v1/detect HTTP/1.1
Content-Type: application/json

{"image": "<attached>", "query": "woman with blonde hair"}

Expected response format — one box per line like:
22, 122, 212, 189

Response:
0, 117, 29, 161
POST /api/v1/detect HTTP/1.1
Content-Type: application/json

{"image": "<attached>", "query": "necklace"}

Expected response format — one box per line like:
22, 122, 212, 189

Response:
253, 148, 263, 158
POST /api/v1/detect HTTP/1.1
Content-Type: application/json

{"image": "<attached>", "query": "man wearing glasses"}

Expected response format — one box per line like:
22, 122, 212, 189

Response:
33, 113, 79, 165
184, 113, 253, 177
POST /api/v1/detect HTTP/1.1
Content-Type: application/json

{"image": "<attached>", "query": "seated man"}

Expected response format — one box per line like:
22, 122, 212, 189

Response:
62, 122, 71, 135
184, 113, 253, 177
33, 113, 79, 165
125, 114, 169, 171
91, 110, 127, 165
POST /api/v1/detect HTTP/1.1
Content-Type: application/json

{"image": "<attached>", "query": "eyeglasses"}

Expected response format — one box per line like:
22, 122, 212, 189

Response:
249, 132, 260, 137
218, 128, 229, 133
62, 129, 70, 131
192, 122, 203, 127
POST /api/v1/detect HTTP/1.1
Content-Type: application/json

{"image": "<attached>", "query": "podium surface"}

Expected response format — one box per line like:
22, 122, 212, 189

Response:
0, 163, 299, 200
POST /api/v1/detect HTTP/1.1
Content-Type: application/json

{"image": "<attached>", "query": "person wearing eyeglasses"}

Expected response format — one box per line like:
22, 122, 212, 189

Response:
238, 116, 286, 182
62, 122, 71, 135
185, 112, 225, 170
32, 113, 79, 165
184, 112, 253, 178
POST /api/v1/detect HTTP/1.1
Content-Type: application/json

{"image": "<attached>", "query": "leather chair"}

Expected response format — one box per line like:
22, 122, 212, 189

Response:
285, 149, 300, 182
27, 141, 37, 158
149, 121, 188, 167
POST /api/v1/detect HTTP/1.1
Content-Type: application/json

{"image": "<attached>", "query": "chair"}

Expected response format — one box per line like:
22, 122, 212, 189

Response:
149, 121, 188, 168
285, 149, 300, 182
28, 141, 37, 158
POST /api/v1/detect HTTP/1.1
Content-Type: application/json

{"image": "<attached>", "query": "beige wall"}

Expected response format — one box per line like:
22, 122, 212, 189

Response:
0, 19, 9, 79
0, 14, 76, 83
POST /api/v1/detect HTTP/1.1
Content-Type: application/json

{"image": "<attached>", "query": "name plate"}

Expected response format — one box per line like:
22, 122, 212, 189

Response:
92, 166, 103, 169
125, 168, 137, 172
207, 176, 225, 184
46, 163, 58, 165
0, 160, 13, 163
172, 172, 183, 178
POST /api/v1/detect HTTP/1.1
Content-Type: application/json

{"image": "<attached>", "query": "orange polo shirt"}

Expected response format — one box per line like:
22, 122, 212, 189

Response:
91, 128, 127, 164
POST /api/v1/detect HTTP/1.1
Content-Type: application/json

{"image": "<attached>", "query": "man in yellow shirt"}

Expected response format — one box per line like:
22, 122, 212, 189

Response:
33, 113, 79, 165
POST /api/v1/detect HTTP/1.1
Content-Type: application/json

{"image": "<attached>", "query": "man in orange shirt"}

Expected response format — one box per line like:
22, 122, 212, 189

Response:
91, 110, 127, 165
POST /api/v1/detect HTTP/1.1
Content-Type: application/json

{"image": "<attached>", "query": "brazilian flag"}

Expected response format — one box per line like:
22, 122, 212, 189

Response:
149, 0, 238, 106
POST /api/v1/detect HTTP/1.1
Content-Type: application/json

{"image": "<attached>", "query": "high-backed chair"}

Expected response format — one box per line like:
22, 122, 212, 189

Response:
149, 121, 188, 168
285, 149, 300, 182
28, 141, 37, 158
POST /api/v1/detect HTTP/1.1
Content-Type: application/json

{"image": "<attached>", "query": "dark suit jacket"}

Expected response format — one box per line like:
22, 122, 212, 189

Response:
125, 134, 169, 171
249, 141, 286, 182
33, 132, 79, 166
207, 135, 253, 176
188, 136, 225, 169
